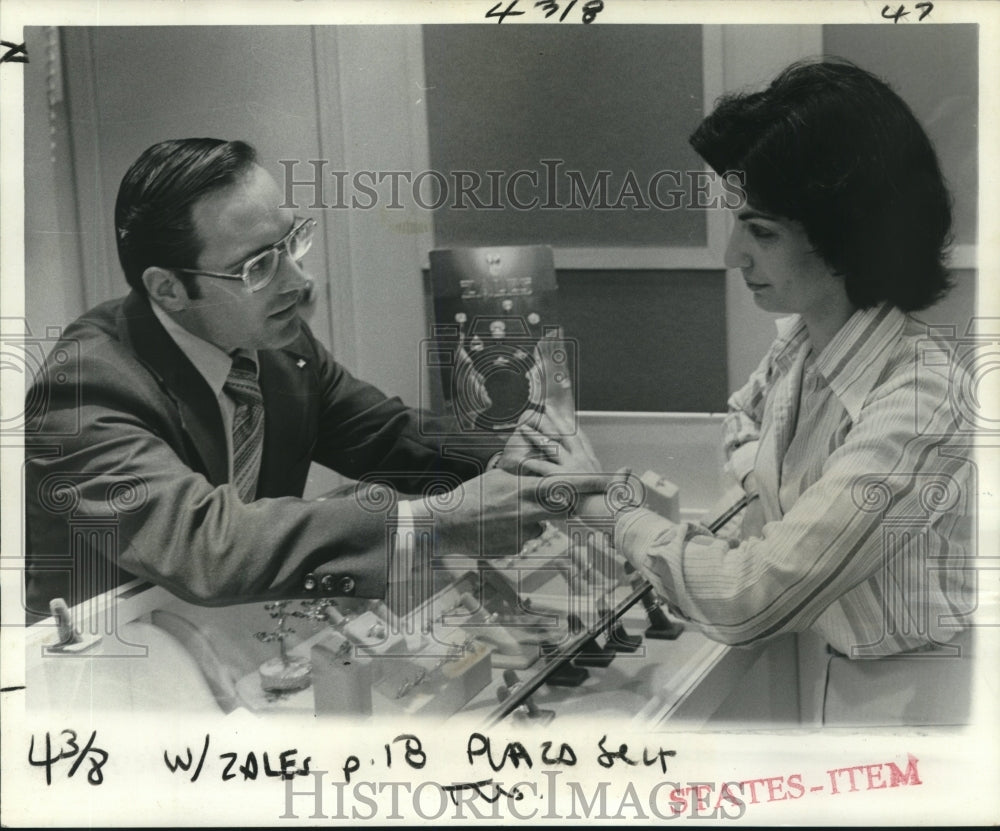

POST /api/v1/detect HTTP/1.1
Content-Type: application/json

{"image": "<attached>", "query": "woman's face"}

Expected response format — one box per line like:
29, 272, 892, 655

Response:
725, 207, 849, 321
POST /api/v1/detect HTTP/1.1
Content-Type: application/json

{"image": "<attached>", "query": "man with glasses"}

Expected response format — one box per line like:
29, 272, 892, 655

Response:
24, 138, 582, 621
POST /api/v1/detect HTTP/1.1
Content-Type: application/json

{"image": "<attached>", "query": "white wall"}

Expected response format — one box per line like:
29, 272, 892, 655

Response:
23, 27, 85, 341
319, 27, 434, 403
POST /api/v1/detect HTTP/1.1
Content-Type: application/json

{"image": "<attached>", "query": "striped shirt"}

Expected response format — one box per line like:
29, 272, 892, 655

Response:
616, 303, 975, 656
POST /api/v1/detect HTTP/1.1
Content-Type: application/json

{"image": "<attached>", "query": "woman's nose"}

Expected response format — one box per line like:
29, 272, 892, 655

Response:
724, 225, 751, 270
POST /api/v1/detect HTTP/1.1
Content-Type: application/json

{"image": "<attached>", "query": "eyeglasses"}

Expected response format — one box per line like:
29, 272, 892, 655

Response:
173, 217, 316, 293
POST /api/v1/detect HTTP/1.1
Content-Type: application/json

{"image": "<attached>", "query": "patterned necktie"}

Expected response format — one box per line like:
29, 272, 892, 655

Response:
224, 352, 264, 502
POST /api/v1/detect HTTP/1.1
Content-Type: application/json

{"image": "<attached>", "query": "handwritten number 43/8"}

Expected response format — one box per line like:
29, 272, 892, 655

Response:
487, 0, 605, 24
882, 2, 933, 22
28, 730, 109, 786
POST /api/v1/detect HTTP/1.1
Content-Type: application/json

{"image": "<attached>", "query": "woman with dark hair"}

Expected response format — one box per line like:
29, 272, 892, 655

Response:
523, 59, 974, 723
692, 59, 953, 315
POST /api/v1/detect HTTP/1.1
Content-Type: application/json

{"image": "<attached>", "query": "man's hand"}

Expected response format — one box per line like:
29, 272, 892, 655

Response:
517, 407, 604, 481
415, 468, 609, 558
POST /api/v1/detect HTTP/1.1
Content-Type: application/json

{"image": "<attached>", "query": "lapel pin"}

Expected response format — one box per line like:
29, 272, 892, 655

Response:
296, 359, 307, 369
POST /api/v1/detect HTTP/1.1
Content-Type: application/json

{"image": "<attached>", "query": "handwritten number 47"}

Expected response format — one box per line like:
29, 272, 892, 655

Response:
881, 3, 933, 23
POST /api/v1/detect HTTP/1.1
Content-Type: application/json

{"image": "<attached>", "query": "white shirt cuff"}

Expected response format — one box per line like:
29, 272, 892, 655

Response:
388, 500, 416, 588
726, 441, 759, 490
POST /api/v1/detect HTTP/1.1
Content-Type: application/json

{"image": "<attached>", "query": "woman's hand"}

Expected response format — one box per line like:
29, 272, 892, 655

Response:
517, 408, 604, 482
516, 409, 640, 525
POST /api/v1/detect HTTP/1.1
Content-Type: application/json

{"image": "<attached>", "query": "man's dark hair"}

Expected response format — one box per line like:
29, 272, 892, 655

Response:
690, 58, 953, 311
114, 138, 259, 298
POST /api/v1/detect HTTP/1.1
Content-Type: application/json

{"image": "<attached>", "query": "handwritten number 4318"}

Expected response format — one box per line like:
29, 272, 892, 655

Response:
882, 3, 933, 22
487, 0, 605, 24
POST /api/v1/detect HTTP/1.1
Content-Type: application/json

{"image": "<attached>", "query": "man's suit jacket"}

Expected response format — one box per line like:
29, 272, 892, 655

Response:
24, 291, 497, 621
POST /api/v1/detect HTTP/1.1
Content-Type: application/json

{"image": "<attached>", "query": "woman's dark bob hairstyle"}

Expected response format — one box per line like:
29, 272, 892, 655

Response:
690, 58, 952, 312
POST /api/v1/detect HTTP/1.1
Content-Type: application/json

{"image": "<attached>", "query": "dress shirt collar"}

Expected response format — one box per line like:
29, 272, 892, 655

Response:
770, 303, 906, 423
150, 301, 257, 396
769, 314, 809, 375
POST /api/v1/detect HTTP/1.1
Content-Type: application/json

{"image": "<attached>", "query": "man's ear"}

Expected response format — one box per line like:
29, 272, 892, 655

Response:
142, 267, 190, 311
